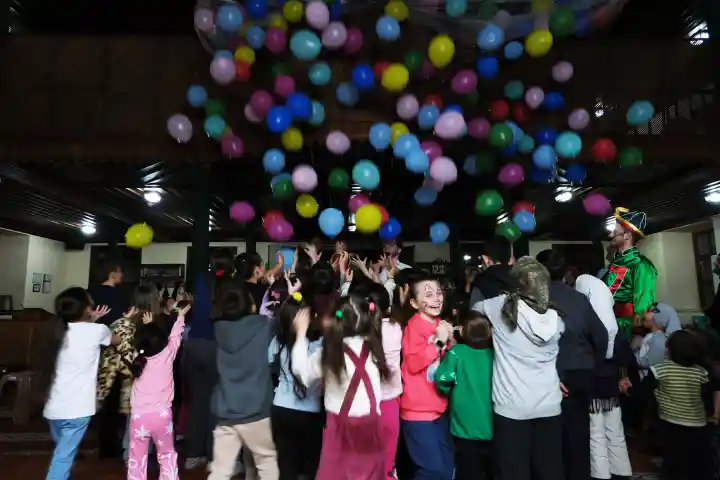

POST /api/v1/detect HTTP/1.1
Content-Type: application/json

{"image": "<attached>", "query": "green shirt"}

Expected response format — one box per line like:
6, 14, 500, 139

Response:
435, 344, 493, 440
602, 246, 657, 330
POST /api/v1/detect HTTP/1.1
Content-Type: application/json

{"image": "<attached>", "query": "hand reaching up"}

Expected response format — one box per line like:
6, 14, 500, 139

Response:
293, 307, 311, 337
178, 303, 192, 317
142, 312, 153, 324
125, 307, 139, 318
91, 305, 111, 322
285, 271, 302, 295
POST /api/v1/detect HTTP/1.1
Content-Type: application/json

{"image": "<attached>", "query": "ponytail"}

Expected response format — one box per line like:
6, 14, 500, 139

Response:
131, 353, 148, 378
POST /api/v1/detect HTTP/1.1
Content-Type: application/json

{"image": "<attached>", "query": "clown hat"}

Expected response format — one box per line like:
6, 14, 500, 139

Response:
614, 207, 647, 238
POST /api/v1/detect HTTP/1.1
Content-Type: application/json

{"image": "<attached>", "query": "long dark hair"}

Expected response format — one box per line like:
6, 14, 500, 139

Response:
133, 284, 161, 316
37, 287, 93, 402
212, 278, 253, 321
211, 248, 239, 318
131, 321, 171, 378
275, 296, 315, 400
235, 252, 263, 281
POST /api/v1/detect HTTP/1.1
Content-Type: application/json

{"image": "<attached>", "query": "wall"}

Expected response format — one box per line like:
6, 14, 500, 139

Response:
0, 232, 30, 309
23, 235, 66, 311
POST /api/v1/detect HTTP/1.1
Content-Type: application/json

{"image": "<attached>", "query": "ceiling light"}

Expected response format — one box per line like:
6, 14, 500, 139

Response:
144, 191, 162, 205
706, 192, 720, 204
80, 224, 96, 236
605, 217, 616, 231
555, 191, 573, 203
463, 254, 471, 261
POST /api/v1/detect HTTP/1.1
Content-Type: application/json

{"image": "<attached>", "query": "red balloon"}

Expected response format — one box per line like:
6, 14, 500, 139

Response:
263, 210, 285, 227
235, 60, 251, 81
512, 201, 535, 215
512, 103, 530, 124
490, 100, 509, 122
591, 138, 617, 163
374, 61, 391, 78
424, 94, 443, 110
374, 204, 389, 225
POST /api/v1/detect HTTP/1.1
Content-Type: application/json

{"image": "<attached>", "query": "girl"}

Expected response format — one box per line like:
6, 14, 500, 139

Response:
126, 303, 190, 480
472, 257, 564, 480
235, 252, 272, 310
400, 275, 455, 480
291, 295, 389, 479
41, 287, 115, 480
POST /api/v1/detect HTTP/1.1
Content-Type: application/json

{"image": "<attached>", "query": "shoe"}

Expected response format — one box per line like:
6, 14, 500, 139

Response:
184, 457, 207, 470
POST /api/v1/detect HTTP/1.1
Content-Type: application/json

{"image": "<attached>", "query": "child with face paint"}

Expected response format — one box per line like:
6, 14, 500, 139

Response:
399, 275, 455, 480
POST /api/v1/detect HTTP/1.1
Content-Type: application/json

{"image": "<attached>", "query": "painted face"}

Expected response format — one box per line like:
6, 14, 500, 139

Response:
413, 280, 444, 318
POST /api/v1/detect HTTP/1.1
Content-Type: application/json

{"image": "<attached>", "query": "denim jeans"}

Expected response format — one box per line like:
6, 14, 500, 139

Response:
47, 417, 91, 480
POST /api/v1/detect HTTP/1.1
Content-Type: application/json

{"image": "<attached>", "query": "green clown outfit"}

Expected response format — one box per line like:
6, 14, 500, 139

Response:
602, 207, 658, 337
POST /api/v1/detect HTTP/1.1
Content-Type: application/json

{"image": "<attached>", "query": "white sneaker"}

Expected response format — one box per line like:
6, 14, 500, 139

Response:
184, 457, 206, 470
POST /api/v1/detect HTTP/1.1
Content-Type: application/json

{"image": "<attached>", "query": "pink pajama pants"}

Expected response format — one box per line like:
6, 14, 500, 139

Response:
127, 409, 178, 480
380, 397, 401, 480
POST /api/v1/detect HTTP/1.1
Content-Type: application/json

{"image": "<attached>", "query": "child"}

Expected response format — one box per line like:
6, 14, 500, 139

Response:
291, 295, 389, 479
435, 312, 494, 480
208, 278, 278, 480
40, 287, 115, 480
126, 303, 191, 480
400, 275, 455, 480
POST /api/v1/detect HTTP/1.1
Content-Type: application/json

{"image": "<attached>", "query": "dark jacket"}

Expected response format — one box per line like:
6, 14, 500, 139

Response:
548, 282, 608, 379
212, 314, 274, 425
469, 264, 516, 306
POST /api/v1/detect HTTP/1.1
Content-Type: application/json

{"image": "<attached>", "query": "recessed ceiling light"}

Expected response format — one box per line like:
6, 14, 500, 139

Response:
463, 254, 471, 261
555, 191, 573, 203
80, 224, 96, 236
144, 191, 162, 205
705, 192, 720, 204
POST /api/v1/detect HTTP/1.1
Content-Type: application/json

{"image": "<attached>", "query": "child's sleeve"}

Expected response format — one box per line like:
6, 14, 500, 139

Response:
268, 336, 279, 365
434, 348, 459, 396
96, 324, 113, 346
165, 315, 187, 359
291, 336, 323, 387
402, 320, 441, 375
382, 323, 402, 379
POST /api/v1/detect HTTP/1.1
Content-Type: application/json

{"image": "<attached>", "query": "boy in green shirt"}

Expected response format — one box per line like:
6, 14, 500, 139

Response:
435, 312, 494, 480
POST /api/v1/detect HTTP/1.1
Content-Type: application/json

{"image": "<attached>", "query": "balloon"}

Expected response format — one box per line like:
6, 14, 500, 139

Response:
281, 127, 303, 151
217, 4, 244, 31
273, 178, 294, 200
385, 1, 409, 21
393, 134, 420, 159
210, 57, 236, 85
423, 94, 443, 109
230, 201, 255, 224
328, 168, 350, 189
446, 0, 467, 17
374, 61, 391, 78
513, 201, 535, 215
552, 61, 574, 82
489, 123, 513, 148
344, 28, 364, 54
524, 86, 545, 109
267, 219, 294, 241
326, 131, 351, 154
322, 22, 347, 49
565, 163, 587, 183
126, 223, 154, 249
268, 13, 287, 31
504, 41, 524, 60
306, 1, 330, 30
504, 80, 524, 100
496, 221, 521, 242
336, 82, 360, 106
369, 123, 392, 150
626, 101, 655, 126
214, 50, 233, 61
543, 92, 565, 111
309, 101, 325, 126
418, 105, 440, 130
451, 69, 478, 94
379, 217, 402, 241
234, 46, 255, 66
266, 27, 287, 54
246, 0, 268, 20
381, 64, 409, 92
396, 94, 419, 120
568, 108, 590, 130
406, 149, 430, 173
430, 157, 458, 184
221, 135, 244, 158
525, 29, 553, 58
249, 90, 274, 117
434, 112, 465, 139
532, 145, 557, 169
376, 15, 401, 41
277, 247, 295, 272
290, 30, 321, 60
476, 190, 504, 215
428, 34, 455, 68
264, 210, 285, 229
246, 25, 266, 49
352, 64, 375, 91
245, 104, 262, 123
420, 140, 442, 161
287, 93, 312, 120
292, 164, 318, 192
518, 135, 536, 153
420, 58, 437, 79
513, 103, 530, 123
352, 160, 381, 190
296, 194, 319, 219
530, 165, 554, 183
274, 75, 295, 97
266, 106, 292, 133
234, 60, 251, 82
513, 210, 536, 233
477, 24, 504, 51
444, 104, 463, 115
583, 193, 612, 216
549, 8, 575, 37
167, 114, 193, 143
187, 85, 208, 108
374, 204, 390, 225
403, 50, 423, 73
476, 56, 498, 79
318, 208, 345, 237
205, 99, 226, 117
429, 222, 450, 244
415, 186, 438, 206
263, 149, 285, 173
464, 117, 489, 139
349, 194, 370, 212
309, 62, 332, 85
490, 100, 509, 122
555, 132, 582, 158
283, 0, 303, 23
194, 8, 214, 32
536, 127, 558, 145
390, 122, 409, 143
619, 147, 643, 168
204, 115, 226, 138
498, 163, 525, 187
355, 204, 383, 233
592, 138, 617, 163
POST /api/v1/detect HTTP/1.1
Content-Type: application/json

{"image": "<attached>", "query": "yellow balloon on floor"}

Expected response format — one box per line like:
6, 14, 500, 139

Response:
525, 30, 553, 57
428, 34, 455, 68
385, 1, 409, 21
355, 204, 383, 233
126, 223, 154, 249
268, 14, 288, 31
296, 194, 319, 218
281, 127, 303, 151
381, 64, 409, 92
391, 122, 409, 143
283, 0, 304, 23
234, 46, 255, 65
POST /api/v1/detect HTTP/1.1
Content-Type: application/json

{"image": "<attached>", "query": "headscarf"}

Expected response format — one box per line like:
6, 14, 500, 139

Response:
652, 303, 682, 335
575, 273, 617, 358
501, 256, 554, 329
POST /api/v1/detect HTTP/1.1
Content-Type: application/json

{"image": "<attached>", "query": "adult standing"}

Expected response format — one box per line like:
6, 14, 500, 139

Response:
380, 240, 411, 284
469, 238, 516, 307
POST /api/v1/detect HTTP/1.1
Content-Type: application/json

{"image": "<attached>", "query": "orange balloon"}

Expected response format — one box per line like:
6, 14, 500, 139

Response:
235, 60, 251, 81
375, 204, 390, 225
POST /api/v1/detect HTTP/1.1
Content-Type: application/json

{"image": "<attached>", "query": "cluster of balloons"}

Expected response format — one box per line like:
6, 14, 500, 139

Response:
125, 223, 154, 249
263, 210, 294, 241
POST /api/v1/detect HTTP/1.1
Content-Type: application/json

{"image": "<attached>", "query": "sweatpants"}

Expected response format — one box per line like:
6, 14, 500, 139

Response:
453, 437, 492, 480
208, 418, 279, 480
493, 413, 563, 480
589, 406, 631, 479
380, 398, 401, 479
183, 338, 218, 460
127, 410, 178, 480
270, 405, 323, 480
400, 414, 454, 480
561, 370, 592, 480
659, 420, 713, 480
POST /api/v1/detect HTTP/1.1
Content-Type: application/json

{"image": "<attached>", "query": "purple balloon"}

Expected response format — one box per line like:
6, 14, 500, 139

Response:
230, 201, 255, 223
267, 218, 294, 241
274, 75, 296, 97
568, 108, 590, 130
221, 135, 244, 158
420, 59, 436, 79
583, 193, 611, 216
451, 69, 478, 94
245, 104, 262, 123
326, 131, 350, 154
167, 114, 193, 143
467, 117, 491, 139
210, 57, 236, 85
420, 140, 443, 161
344, 28, 364, 54
525, 86, 545, 109
194, 8, 215, 33
552, 61, 574, 83
396, 94, 419, 120
306, 1, 330, 30
266, 27, 287, 54
322, 22, 347, 49
348, 194, 370, 212
498, 163, 525, 187
434, 111, 466, 139
249, 90, 274, 117
292, 164, 318, 192
429, 157, 458, 185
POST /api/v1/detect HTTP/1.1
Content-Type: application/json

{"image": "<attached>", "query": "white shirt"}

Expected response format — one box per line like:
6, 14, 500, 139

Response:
44, 322, 112, 420
380, 260, 411, 285
575, 274, 618, 359
291, 336, 382, 417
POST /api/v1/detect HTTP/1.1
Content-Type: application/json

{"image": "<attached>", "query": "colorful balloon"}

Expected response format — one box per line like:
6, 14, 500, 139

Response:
591, 138, 617, 163
429, 222, 450, 244
385, 1, 409, 21
525, 30, 553, 57
351, 64, 375, 90
309, 61, 332, 85
498, 163, 525, 187
230, 201, 255, 223
381, 64, 410, 92
263, 149, 285, 173
475, 190, 504, 215
477, 24, 504, 51
496, 221, 521, 242
267, 218, 294, 241
287, 93, 312, 120
282, 0, 304, 23
187, 85, 208, 108
420, 140, 443, 161
619, 147, 643, 167
249, 90, 274, 117
390, 122, 409, 143
194, 8, 214, 33
414, 186, 438, 206
290, 29, 322, 60
274, 75, 296, 97
583, 193, 612, 216
216, 4, 244, 32
393, 134, 420, 159
292, 164, 318, 192
451, 69, 477, 94
626, 101, 655, 126
309, 101, 325, 126
322, 22, 347, 49
204, 115, 226, 138
210, 57, 236, 85
513, 210, 536, 233
476, 56, 498, 79
406, 149, 430, 173
555, 132, 582, 158
396, 94, 419, 120
306, 1, 330, 30
568, 108, 590, 130
344, 27, 364, 54
434, 111, 465, 139
328, 168, 350, 189
524, 86, 545, 109
326, 131, 351, 155
281, 127, 303, 151
379, 217, 402, 241
221, 135, 244, 158
266, 106, 292, 133
318, 208, 345, 237
369, 123, 392, 150
336, 82, 360, 106
533, 145, 557, 169
418, 105, 440, 130
167, 114, 193, 143
513, 201, 536, 215
352, 160, 381, 190
376, 15, 401, 41
349, 194, 370, 212
428, 34, 455, 68
430, 157, 458, 184
489, 123, 513, 148
266, 27, 287, 54
355, 204, 383, 233
552, 61, 574, 82
126, 223, 154, 249
296, 194, 319, 218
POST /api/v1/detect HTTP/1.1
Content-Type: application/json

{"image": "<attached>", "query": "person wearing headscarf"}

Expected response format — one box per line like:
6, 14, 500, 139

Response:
636, 303, 681, 370
472, 256, 565, 480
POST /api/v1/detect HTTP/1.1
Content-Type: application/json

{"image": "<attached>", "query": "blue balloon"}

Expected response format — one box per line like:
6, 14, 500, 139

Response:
376, 15, 401, 41
246, 0, 268, 20
271, 172, 292, 188
393, 134, 420, 159
278, 248, 295, 272
414, 187, 437, 206
379, 217, 402, 241
477, 24, 505, 51
352, 160, 381, 190
204, 115, 225, 138
444, 104, 463, 114
530, 165, 555, 184
263, 149, 286, 174
505, 121, 523, 143
318, 208, 345, 238
500, 143, 517, 158
512, 211, 536, 233
536, 127, 558, 145
330, 0, 342, 20
543, 92, 565, 111
309, 62, 332, 85
626, 100, 655, 126
309, 101, 325, 126
565, 163, 587, 184
429, 221, 450, 244
351, 64, 375, 91
555, 132, 582, 158
266, 106, 292, 133
463, 155, 478, 176
405, 149, 429, 173
290, 30, 322, 60
574, 11, 591, 37
187, 85, 207, 108
504, 41, 524, 60
369, 123, 392, 150
214, 50, 234, 61
217, 4, 244, 31
446, 0, 468, 17
287, 93, 312, 121
336, 82, 359, 107
518, 135, 536, 154
476, 56, 499, 79
245, 26, 265, 50
418, 105, 440, 130
533, 145, 557, 169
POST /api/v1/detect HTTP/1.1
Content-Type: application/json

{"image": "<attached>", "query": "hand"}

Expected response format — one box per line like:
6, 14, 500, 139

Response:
345, 268, 354, 284
398, 284, 410, 307
125, 307, 139, 318
339, 251, 350, 274
435, 323, 451, 343
265, 273, 276, 286
334, 241, 346, 255
293, 307, 311, 337
91, 305, 111, 322
560, 383, 569, 397
304, 244, 322, 265
383, 254, 398, 279
285, 271, 302, 295
142, 312, 153, 324
351, 256, 372, 279
275, 251, 284, 269
178, 303, 192, 317
619, 377, 632, 395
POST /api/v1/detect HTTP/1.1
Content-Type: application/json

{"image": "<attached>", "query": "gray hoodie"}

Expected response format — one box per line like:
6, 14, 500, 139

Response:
212, 314, 274, 425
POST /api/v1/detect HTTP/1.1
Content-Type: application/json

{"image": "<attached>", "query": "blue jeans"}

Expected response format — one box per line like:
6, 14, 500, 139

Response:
46, 417, 91, 480
401, 414, 455, 480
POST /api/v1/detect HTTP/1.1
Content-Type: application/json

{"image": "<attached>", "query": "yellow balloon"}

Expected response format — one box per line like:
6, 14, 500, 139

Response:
391, 122, 409, 143
385, 1, 409, 21
281, 127, 303, 151
355, 204, 383, 234
531, 0, 553, 13
283, 0, 304, 23
296, 194, 319, 218
525, 30, 554, 57
381, 63, 409, 92
428, 34, 455, 68
234, 46, 255, 65
268, 14, 288, 31
125, 223, 154, 249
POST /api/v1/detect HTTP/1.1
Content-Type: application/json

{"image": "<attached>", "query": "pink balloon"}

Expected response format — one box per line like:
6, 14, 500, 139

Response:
434, 111, 465, 139
552, 61, 574, 83
498, 163, 525, 187
266, 27, 287, 54
267, 218, 294, 241
525, 87, 545, 109
344, 28, 364, 54
221, 135, 244, 158
467, 117, 491, 139
396, 94, 419, 120
349, 194, 370, 212
167, 114, 193, 143
249, 90, 274, 117
420, 59, 436, 79
244, 104, 262, 123
292, 164, 318, 192
568, 108, 590, 130
583, 193, 612, 216
429, 157, 458, 185
305, 1, 330, 30
194, 8, 214, 33
210, 57, 236, 85
322, 22, 347, 49
451, 69, 478, 95
326, 131, 350, 154
420, 140, 442, 161
274, 75, 296, 97
229, 201, 255, 223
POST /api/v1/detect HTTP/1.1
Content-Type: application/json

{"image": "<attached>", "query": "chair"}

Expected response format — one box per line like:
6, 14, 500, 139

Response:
0, 371, 40, 424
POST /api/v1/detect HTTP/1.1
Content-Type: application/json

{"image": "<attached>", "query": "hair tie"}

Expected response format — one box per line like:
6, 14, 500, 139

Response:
335, 309, 343, 319
291, 292, 302, 302
215, 269, 225, 277
368, 302, 376, 312
139, 349, 145, 354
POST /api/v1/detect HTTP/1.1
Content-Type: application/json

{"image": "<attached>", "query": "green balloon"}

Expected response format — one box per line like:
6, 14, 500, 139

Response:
477, 2, 498, 20
475, 189, 504, 216
496, 221, 521, 243
273, 179, 294, 200
272, 63, 291, 78
489, 124, 513, 149
475, 152, 496, 174
549, 8, 575, 38
328, 168, 350, 190
504, 81, 524, 101
204, 99, 226, 117
619, 147, 643, 168
465, 90, 479, 105
403, 51, 424, 73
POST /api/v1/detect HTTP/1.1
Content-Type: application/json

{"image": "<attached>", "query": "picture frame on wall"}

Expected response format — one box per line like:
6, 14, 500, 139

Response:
32, 284, 41, 293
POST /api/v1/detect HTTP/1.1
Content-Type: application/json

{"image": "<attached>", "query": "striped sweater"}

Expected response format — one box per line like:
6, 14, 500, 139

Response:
651, 360, 709, 427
